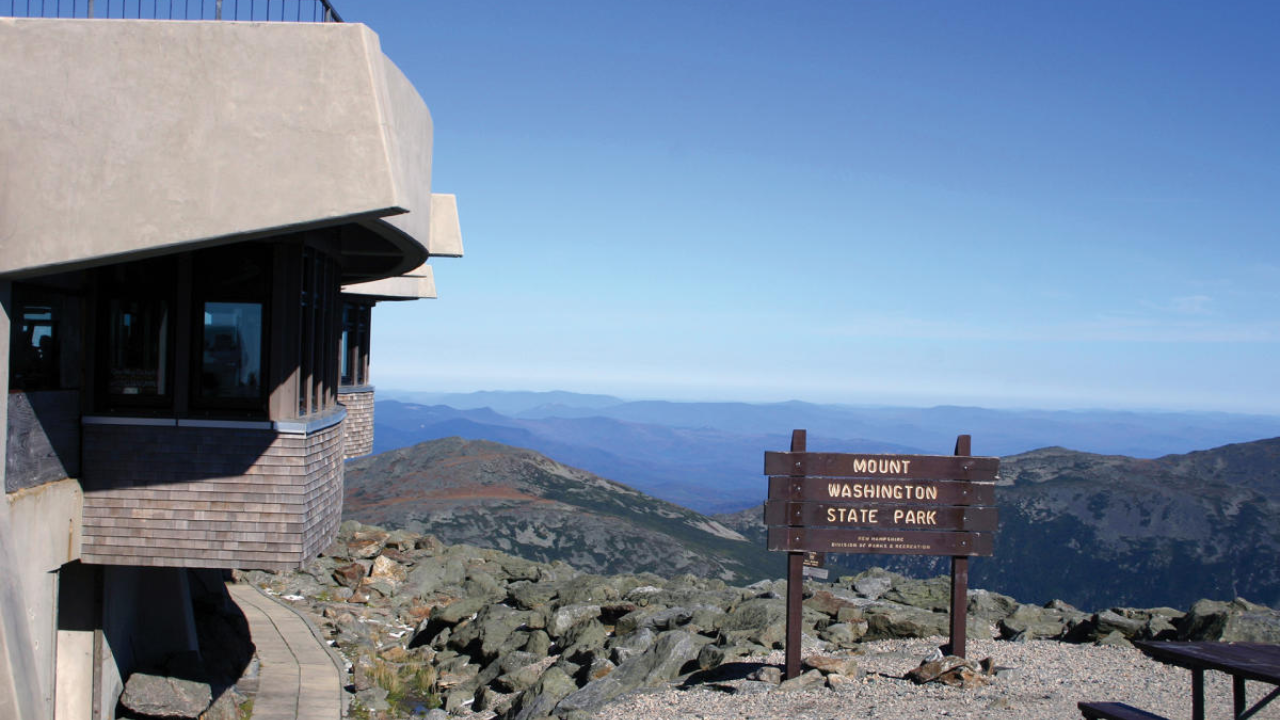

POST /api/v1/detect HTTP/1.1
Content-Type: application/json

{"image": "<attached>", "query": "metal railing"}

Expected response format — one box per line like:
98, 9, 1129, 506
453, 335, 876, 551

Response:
3, 0, 341, 21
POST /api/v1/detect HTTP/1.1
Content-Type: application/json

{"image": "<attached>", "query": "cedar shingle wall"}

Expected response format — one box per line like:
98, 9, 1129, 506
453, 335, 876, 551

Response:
337, 389, 374, 458
80, 420, 344, 570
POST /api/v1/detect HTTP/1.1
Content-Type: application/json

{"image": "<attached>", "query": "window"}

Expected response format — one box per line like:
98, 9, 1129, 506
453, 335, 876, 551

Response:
340, 302, 371, 387
199, 302, 262, 399
192, 245, 270, 412
96, 256, 176, 407
9, 285, 65, 392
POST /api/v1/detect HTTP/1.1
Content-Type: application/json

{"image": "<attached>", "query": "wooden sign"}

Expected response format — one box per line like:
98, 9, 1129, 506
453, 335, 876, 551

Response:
764, 430, 999, 678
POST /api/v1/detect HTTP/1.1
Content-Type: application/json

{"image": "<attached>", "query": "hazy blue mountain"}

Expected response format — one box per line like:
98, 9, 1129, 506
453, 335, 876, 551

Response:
380, 390, 625, 416
403, 391, 1280, 458
371, 400, 922, 514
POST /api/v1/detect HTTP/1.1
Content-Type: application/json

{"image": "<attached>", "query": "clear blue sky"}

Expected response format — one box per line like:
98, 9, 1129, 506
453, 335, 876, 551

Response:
346, 2, 1279, 413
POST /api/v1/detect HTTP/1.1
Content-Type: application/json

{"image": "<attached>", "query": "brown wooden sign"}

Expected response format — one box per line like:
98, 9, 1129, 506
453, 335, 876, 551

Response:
764, 501, 998, 532
764, 452, 998, 480
764, 431, 999, 676
767, 526, 994, 555
767, 476, 995, 505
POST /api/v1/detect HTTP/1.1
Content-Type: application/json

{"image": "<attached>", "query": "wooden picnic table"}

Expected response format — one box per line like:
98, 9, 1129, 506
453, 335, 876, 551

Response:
1133, 641, 1280, 720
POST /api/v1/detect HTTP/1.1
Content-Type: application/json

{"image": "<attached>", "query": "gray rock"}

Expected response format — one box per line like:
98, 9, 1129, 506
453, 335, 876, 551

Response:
1180, 598, 1280, 643
998, 604, 1068, 641
851, 568, 901, 600
508, 580, 560, 611
864, 603, 949, 640
609, 627, 656, 665
557, 574, 620, 605
525, 629, 552, 656
547, 603, 601, 638
746, 665, 781, 684
1096, 630, 1134, 648
120, 672, 212, 718
452, 604, 535, 660
561, 619, 608, 659
556, 630, 700, 714
778, 668, 825, 691
968, 589, 1019, 622
507, 666, 578, 720
495, 654, 553, 693
354, 685, 390, 712
721, 598, 790, 644
1094, 610, 1145, 639
820, 621, 867, 648
697, 643, 726, 671
617, 605, 693, 634
883, 577, 952, 612
435, 595, 489, 625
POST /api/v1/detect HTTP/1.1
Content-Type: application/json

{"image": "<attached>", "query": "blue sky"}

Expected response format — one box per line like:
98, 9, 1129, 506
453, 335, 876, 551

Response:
346, 2, 1280, 413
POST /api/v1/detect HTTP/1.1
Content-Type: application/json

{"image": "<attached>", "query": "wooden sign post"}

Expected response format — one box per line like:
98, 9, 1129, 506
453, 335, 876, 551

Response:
765, 430, 999, 678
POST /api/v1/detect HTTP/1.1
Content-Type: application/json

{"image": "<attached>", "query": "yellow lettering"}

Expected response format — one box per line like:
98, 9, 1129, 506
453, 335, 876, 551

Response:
827, 507, 836, 522
902, 459, 911, 474
853, 459, 868, 473
893, 509, 904, 523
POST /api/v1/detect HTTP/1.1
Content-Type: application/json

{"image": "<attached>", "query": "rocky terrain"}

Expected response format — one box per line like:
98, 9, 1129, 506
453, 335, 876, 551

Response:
718, 437, 1280, 610
240, 521, 1280, 720
344, 438, 784, 583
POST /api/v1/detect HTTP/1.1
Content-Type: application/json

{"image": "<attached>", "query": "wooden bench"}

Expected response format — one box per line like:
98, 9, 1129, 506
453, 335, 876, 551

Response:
1078, 701, 1171, 720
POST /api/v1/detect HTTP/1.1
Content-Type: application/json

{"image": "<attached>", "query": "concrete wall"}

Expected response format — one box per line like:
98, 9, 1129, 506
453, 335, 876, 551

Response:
80, 416, 344, 570
338, 388, 375, 458
1, 480, 84, 720
0, 19, 434, 280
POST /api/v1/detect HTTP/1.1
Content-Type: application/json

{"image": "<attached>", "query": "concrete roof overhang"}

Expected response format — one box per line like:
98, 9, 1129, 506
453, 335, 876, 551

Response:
0, 18, 446, 283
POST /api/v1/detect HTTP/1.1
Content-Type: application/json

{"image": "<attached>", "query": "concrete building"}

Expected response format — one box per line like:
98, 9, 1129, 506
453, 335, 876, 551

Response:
0, 4, 461, 718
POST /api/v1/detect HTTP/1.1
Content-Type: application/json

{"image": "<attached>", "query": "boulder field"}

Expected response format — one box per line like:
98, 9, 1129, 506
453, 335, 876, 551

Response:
239, 521, 1280, 720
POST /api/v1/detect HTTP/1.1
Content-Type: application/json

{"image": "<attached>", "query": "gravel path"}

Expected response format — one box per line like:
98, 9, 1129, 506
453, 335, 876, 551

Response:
590, 637, 1280, 720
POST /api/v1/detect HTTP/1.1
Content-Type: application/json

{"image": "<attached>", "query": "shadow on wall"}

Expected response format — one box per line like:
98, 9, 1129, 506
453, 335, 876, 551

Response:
5, 390, 80, 493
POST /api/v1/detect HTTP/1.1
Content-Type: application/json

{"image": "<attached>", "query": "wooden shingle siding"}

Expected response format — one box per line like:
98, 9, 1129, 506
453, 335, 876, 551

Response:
80, 418, 345, 570
337, 388, 374, 459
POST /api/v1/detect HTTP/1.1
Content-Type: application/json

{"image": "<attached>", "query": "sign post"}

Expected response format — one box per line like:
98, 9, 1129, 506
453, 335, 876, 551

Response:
765, 431, 998, 677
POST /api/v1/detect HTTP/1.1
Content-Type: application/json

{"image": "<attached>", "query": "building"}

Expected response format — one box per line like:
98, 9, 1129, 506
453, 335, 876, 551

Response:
0, 4, 462, 717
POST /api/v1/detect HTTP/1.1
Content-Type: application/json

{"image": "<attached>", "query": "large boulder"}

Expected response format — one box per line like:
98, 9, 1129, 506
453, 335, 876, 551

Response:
883, 577, 952, 612
120, 672, 212, 718
1180, 599, 1280, 643
555, 630, 700, 715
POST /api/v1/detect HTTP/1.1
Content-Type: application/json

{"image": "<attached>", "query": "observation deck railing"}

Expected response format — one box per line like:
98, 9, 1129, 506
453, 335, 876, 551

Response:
2, 0, 341, 22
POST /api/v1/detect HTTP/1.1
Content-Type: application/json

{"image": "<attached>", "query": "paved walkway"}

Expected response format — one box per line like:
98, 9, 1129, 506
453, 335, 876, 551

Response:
227, 583, 345, 720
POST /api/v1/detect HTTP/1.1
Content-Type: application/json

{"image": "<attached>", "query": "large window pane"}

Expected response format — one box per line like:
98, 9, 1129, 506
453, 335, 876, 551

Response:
199, 302, 262, 399
107, 298, 169, 397
9, 287, 62, 391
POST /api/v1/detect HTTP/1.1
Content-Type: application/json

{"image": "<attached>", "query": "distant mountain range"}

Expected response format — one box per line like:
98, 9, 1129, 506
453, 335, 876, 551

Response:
717, 438, 1280, 610
344, 437, 784, 583
371, 400, 919, 513
374, 390, 1280, 513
